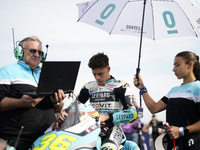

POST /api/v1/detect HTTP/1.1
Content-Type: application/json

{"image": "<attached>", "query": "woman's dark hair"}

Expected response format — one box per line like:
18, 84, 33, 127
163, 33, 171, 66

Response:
176, 51, 200, 80
88, 52, 109, 69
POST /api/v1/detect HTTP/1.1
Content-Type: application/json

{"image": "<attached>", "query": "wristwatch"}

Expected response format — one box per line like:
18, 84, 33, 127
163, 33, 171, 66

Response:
184, 127, 189, 135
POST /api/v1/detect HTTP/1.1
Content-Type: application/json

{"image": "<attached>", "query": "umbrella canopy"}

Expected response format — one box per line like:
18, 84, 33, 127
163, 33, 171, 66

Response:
77, 0, 200, 40
77, 0, 200, 85
77, 0, 200, 77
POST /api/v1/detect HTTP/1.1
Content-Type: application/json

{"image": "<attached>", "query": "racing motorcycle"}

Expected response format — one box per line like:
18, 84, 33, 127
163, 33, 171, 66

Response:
30, 99, 139, 150
30, 100, 101, 150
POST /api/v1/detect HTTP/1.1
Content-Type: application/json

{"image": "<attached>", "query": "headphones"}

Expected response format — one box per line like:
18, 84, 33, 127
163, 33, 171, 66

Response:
14, 45, 47, 62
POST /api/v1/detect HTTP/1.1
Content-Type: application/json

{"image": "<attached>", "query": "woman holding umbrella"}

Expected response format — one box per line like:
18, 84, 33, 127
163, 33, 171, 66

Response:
134, 51, 200, 150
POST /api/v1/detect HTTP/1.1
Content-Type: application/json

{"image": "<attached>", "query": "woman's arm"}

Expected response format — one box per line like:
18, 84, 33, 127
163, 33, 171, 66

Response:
134, 74, 167, 114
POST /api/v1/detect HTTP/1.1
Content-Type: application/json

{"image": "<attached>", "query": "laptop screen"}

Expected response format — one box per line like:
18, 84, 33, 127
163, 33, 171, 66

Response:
37, 61, 81, 94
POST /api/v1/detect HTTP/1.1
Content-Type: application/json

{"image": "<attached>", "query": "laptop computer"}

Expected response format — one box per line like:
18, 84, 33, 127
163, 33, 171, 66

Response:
24, 61, 81, 98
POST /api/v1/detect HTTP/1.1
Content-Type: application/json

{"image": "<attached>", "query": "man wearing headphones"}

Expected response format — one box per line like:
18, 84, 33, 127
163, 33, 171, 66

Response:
0, 36, 66, 149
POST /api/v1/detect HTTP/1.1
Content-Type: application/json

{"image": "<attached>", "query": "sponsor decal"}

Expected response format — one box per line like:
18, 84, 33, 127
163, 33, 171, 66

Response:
126, 25, 141, 31
112, 125, 122, 145
91, 92, 115, 101
105, 85, 115, 89
92, 103, 112, 109
98, 110, 118, 114
89, 87, 98, 93
86, 124, 98, 133
115, 113, 134, 120
91, 102, 121, 110
105, 84, 116, 89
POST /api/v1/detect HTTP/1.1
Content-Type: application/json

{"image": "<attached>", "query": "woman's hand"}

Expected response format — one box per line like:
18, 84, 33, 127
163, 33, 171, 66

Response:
133, 73, 145, 89
167, 126, 180, 140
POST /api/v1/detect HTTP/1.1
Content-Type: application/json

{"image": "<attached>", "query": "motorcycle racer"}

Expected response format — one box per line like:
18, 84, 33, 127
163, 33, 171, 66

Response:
78, 53, 138, 150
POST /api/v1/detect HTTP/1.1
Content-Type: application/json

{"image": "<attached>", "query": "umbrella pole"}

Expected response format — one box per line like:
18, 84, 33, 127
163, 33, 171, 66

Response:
137, 0, 147, 116
136, 0, 147, 86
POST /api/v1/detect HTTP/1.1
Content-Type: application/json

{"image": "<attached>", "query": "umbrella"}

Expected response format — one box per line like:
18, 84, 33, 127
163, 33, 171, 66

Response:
77, 0, 200, 74
77, 0, 200, 118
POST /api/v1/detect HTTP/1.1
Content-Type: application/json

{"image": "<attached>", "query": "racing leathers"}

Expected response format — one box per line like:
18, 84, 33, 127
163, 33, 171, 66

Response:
78, 76, 138, 150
